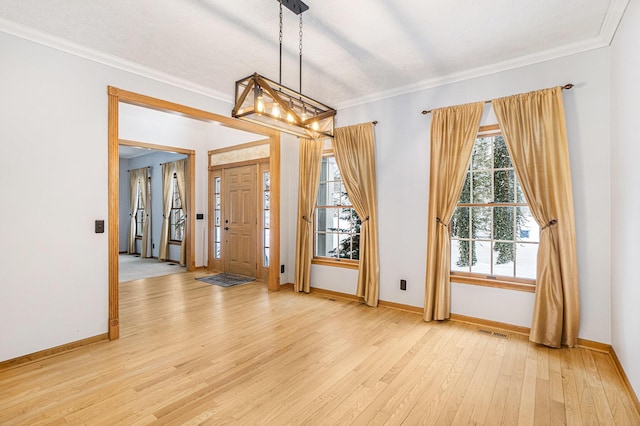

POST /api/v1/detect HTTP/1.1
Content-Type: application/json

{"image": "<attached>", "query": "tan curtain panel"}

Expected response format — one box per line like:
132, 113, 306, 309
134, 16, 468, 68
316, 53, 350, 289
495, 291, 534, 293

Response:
294, 138, 323, 293
139, 168, 152, 258
128, 169, 140, 254
158, 162, 175, 261
333, 123, 380, 307
492, 87, 579, 347
424, 102, 484, 321
175, 159, 188, 266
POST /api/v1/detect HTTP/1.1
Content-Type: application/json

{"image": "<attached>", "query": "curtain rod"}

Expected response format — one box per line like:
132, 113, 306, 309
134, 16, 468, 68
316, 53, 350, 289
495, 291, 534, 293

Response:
420, 84, 574, 115
159, 159, 186, 166
126, 166, 152, 172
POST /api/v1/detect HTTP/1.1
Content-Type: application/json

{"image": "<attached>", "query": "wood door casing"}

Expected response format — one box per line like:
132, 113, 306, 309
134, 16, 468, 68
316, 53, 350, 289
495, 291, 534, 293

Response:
224, 165, 257, 277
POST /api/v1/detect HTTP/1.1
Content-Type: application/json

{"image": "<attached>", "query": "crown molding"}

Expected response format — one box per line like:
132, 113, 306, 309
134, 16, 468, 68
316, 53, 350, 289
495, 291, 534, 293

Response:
600, 0, 630, 43
336, 0, 629, 110
336, 36, 607, 110
0, 17, 233, 104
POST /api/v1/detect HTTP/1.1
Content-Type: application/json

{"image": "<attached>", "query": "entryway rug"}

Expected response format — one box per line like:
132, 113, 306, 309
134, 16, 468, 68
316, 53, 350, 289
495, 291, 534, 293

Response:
196, 273, 255, 288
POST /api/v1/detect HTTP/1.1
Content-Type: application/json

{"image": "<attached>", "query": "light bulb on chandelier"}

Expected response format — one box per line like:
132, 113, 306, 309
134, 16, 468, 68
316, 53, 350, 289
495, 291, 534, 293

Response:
272, 103, 281, 118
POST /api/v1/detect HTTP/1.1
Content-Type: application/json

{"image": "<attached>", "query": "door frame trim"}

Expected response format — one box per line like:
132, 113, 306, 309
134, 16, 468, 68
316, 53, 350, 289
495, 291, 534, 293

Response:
108, 86, 281, 340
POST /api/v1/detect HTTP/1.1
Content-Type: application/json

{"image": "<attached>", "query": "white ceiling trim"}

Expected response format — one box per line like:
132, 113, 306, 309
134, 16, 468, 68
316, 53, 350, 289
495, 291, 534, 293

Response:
0, 17, 233, 104
336, 35, 608, 110
600, 0, 630, 42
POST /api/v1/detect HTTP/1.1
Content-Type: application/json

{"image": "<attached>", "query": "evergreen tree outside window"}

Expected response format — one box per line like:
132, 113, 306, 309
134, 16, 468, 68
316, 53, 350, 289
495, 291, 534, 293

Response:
315, 156, 361, 261
450, 126, 539, 285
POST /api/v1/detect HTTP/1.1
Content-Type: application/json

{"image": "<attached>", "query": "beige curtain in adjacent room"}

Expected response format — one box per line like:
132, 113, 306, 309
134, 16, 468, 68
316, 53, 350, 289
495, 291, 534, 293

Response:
128, 169, 140, 254
424, 102, 484, 321
158, 162, 175, 261
175, 159, 188, 266
294, 138, 323, 293
139, 168, 152, 258
333, 123, 380, 307
492, 87, 579, 348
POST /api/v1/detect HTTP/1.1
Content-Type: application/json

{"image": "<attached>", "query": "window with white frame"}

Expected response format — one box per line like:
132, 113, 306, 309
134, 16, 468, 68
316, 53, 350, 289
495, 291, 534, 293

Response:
314, 156, 361, 261
169, 174, 184, 242
135, 180, 145, 238
213, 176, 221, 259
450, 126, 539, 288
263, 171, 270, 267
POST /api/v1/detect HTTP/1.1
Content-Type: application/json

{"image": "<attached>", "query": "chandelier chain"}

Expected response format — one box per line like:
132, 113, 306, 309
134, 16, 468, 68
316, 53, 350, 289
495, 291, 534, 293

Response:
299, 15, 303, 56
279, 1, 283, 45
279, 0, 283, 84
299, 13, 303, 93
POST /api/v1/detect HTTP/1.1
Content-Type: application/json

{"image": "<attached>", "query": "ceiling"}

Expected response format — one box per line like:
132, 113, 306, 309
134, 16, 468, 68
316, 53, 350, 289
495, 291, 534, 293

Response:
118, 145, 153, 160
0, 0, 628, 108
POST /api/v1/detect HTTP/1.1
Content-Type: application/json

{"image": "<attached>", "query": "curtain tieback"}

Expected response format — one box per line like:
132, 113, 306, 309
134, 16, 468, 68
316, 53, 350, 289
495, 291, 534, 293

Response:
436, 217, 448, 227
361, 216, 370, 222
541, 219, 558, 230
301, 215, 312, 223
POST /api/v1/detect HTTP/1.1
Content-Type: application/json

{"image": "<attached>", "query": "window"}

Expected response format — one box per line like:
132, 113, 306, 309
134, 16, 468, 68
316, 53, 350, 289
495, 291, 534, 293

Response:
263, 171, 270, 267
169, 174, 185, 242
135, 180, 145, 238
213, 176, 221, 259
450, 126, 539, 289
314, 155, 361, 262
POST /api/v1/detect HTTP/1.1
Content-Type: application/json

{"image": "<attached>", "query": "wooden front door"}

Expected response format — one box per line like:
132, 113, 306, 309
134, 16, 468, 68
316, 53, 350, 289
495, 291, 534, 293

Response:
223, 165, 257, 277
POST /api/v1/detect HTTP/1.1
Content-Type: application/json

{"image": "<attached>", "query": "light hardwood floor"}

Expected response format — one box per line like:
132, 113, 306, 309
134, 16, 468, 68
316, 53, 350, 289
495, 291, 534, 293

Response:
1, 272, 638, 425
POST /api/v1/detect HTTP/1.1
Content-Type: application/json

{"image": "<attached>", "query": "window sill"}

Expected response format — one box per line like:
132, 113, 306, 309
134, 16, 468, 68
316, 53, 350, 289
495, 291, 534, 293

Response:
312, 257, 359, 270
450, 273, 536, 293
169, 240, 182, 245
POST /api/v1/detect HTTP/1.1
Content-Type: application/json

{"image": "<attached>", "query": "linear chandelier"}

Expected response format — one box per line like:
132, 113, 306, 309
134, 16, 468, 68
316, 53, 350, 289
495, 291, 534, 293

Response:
232, 0, 336, 139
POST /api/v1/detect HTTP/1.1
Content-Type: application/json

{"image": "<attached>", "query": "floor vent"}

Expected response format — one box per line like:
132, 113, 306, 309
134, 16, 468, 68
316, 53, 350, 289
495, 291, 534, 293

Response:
478, 328, 509, 339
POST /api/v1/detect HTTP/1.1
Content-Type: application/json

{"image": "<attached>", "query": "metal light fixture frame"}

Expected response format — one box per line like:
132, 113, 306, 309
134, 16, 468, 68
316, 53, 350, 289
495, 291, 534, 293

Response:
232, 0, 336, 139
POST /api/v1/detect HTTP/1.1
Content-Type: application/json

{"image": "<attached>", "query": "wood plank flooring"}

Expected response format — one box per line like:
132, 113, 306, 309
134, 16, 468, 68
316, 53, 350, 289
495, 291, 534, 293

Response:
1, 272, 638, 425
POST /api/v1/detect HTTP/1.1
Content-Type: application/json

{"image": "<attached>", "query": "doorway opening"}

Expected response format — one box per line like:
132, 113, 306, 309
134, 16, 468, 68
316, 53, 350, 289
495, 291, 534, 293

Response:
118, 140, 193, 282
108, 86, 281, 340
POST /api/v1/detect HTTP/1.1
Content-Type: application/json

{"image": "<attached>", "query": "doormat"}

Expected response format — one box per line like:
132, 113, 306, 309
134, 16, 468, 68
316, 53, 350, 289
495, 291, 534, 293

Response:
196, 273, 255, 288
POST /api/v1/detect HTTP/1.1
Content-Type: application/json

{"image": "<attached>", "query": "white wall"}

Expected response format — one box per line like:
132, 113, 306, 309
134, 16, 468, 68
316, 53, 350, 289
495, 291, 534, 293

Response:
610, 0, 640, 398
0, 30, 238, 361
311, 48, 611, 343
